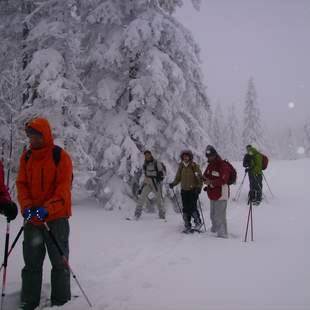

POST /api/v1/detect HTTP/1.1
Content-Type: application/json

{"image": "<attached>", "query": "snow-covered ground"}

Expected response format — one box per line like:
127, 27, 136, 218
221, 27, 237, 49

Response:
1, 159, 310, 310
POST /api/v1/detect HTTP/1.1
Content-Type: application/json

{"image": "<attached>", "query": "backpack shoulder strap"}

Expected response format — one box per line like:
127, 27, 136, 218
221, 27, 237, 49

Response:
52, 145, 62, 166
24, 146, 62, 166
24, 149, 32, 163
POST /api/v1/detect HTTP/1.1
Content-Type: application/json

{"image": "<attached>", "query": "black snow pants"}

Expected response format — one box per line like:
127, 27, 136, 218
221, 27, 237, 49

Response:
181, 189, 201, 228
20, 218, 71, 310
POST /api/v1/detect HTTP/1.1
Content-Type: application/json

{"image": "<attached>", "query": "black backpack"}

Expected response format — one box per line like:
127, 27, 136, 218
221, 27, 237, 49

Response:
223, 160, 237, 185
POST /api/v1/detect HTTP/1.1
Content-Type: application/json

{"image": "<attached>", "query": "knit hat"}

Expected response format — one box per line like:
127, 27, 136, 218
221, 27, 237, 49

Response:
205, 145, 217, 157
143, 150, 152, 155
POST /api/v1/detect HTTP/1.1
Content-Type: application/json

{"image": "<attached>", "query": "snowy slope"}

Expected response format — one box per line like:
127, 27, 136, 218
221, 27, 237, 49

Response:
1, 159, 310, 310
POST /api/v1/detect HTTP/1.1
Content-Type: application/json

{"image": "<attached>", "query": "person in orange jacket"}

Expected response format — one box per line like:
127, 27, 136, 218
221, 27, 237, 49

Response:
16, 118, 73, 310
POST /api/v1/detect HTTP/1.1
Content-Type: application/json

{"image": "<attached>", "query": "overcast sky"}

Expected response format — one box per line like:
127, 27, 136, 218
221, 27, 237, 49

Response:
176, 0, 310, 133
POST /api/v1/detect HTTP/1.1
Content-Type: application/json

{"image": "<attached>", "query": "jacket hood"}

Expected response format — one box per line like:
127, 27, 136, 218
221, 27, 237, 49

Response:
248, 146, 259, 155
26, 118, 54, 148
180, 150, 193, 161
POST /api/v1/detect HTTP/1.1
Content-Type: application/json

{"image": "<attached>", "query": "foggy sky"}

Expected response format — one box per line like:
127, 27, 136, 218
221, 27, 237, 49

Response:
176, 0, 310, 133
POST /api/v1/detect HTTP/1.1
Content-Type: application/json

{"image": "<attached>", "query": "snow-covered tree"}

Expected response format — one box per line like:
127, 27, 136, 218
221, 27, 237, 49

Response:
286, 128, 298, 160
82, 0, 210, 207
303, 120, 310, 157
209, 104, 226, 156
242, 78, 264, 150
20, 0, 92, 168
225, 104, 242, 161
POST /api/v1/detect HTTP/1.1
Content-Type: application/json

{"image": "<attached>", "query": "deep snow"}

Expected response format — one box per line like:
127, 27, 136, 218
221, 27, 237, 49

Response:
1, 159, 309, 310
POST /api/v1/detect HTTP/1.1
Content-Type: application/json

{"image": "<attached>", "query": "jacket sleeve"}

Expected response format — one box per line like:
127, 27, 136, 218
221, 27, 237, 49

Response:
194, 164, 203, 188
171, 164, 182, 186
211, 163, 230, 187
43, 151, 73, 217
243, 154, 251, 168
0, 161, 11, 202
16, 154, 33, 213
0, 161, 11, 214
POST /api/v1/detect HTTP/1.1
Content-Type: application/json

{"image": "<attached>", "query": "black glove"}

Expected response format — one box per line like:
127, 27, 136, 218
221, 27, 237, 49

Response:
194, 187, 202, 196
169, 183, 174, 189
137, 188, 142, 195
0, 201, 18, 221
203, 187, 208, 192
245, 168, 250, 173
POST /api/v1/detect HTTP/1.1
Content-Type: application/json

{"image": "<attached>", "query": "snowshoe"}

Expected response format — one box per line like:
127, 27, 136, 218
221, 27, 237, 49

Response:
193, 222, 203, 232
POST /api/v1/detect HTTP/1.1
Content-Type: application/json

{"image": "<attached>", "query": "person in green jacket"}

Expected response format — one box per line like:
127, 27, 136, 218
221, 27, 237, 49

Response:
243, 145, 263, 205
169, 150, 203, 233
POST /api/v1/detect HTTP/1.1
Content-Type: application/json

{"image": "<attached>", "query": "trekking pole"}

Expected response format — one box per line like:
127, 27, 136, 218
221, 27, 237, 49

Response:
197, 198, 207, 232
171, 188, 183, 215
43, 222, 93, 308
262, 173, 274, 198
0, 220, 10, 310
244, 199, 254, 242
0, 225, 24, 274
233, 172, 247, 201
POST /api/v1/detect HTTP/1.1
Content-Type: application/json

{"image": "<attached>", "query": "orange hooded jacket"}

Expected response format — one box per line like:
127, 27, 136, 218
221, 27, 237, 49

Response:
16, 118, 73, 225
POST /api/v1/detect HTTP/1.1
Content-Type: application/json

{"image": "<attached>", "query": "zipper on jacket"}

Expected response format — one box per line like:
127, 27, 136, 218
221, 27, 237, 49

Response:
41, 168, 44, 192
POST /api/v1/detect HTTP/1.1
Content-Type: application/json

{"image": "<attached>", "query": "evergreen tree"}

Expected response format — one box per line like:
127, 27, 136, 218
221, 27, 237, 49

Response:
286, 128, 298, 160
20, 0, 92, 168
210, 104, 225, 155
225, 104, 242, 160
303, 120, 310, 157
242, 78, 264, 150
82, 0, 209, 207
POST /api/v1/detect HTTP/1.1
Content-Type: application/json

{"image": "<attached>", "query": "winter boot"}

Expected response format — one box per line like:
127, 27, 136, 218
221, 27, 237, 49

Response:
182, 227, 193, 234
182, 213, 191, 227
193, 222, 203, 231
158, 210, 166, 220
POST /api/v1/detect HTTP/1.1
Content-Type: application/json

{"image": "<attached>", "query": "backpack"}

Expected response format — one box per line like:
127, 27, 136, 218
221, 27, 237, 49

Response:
25, 145, 74, 183
143, 160, 166, 181
223, 160, 237, 185
261, 154, 269, 170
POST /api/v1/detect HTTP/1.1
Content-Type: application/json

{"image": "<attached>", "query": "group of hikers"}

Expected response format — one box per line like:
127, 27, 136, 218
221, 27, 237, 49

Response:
0, 117, 266, 309
134, 144, 266, 236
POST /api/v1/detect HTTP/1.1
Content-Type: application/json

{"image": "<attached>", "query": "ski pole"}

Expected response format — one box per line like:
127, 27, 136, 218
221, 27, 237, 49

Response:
244, 199, 254, 242
0, 220, 10, 310
171, 188, 183, 215
197, 198, 207, 232
233, 172, 247, 201
0, 225, 24, 274
262, 173, 274, 198
43, 222, 93, 308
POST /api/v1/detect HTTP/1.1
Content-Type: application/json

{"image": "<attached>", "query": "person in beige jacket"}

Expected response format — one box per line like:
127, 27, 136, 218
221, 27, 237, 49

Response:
169, 150, 203, 233
135, 150, 166, 220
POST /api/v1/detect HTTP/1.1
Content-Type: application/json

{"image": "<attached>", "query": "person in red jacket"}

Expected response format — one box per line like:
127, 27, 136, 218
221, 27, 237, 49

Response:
16, 118, 73, 310
203, 145, 230, 238
0, 160, 18, 221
